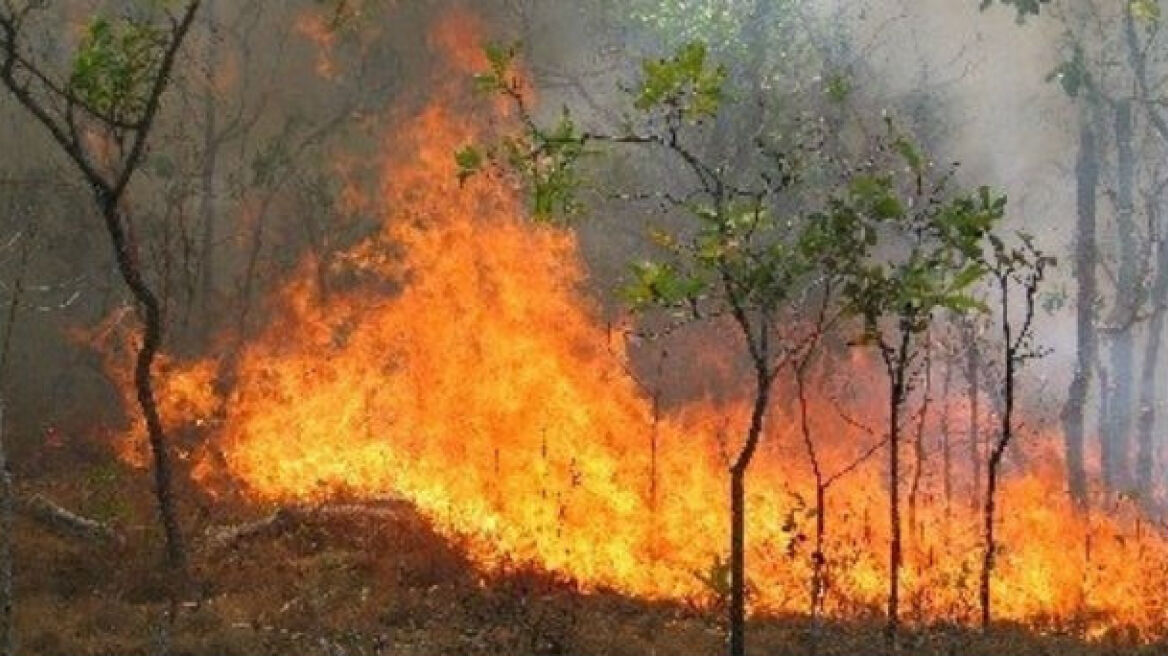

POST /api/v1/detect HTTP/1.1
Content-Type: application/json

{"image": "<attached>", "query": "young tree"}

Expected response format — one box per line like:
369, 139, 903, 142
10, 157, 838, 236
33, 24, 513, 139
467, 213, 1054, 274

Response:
468, 34, 1018, 652
793, 347, 889, 655
835, 150, 1002, 650
465, 41, 874, 656
0, 0, 202, 573
978, 233, 1054, 629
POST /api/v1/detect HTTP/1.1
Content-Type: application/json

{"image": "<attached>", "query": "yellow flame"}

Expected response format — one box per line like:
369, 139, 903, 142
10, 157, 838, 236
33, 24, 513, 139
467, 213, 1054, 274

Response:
102, 8, 1168, 639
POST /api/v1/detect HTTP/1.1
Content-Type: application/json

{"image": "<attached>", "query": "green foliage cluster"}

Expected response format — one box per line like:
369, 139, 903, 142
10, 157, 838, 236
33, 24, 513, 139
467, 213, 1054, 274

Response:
459, 43, 589, 221
613, 0, 801, 61
982, 0, 1160, 24
623, 0, 746, 49
978, 0, 1052, 22
70, 15, 167, 122
1131, 0, 1163, 22
635, 42, 726, 121
841, 176, 1003, 340
1046, 44, 1090, 98
608, 0, 833, 104
463, 40, 1013, 345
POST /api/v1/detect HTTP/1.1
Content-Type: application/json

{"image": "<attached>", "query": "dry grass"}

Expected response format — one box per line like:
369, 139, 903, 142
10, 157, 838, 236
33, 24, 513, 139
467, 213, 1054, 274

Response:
7, 459, 1165, 656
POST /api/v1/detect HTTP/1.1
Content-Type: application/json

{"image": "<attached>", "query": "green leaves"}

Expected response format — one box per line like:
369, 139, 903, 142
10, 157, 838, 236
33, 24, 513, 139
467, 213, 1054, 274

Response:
1046, 45, 1089, 99
623, 260, 706, 309
849, 175, 904, 220
460, 41, 587, 222
454, 145, 483, 185
1131, 0, 1162, 23
635, 41, 726, 121
979, 0, 1052, 23
518, 109, 587, 222
70, 15, 167, 121
832, 140, 1007, 341
473, 41, 521, 94
464, 40, 725, 224
825, 73, 852, 104
893, 137, 924, 176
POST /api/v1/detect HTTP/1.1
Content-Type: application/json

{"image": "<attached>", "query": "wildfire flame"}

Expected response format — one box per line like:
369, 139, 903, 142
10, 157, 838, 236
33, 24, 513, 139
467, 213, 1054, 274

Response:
103, 9, 1168, 639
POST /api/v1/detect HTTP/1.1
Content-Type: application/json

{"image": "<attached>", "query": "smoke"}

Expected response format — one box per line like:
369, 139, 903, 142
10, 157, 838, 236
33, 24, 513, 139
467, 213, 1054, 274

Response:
0, 0, 1159, 504
489, 2, 1076, 401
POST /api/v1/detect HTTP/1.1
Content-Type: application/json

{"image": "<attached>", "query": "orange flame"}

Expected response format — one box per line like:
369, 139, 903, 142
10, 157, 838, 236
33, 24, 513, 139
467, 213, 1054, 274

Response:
104, 10, 1168, 640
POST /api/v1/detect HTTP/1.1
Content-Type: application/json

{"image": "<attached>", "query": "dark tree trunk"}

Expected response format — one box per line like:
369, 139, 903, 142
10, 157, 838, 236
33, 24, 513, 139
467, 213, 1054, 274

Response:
198, 0, 219, 339
810, 480, 826, 656
0, 240, 25, 656
729, 469, 747, 656
941, 354, 953, 520
1106, 99, 1137, 491
729, 368, 772, 656
981, 428, 1005, 630
981, 289, 1016, 630
966, 323, 982, 509
886, 384, 903, 653
908, 344, 931, 542
101, 200, 185, 573
1062, 115, 1098, 507
795, 367, 826, 655
0, 0, 201, 595
883, 329, 911, 654
0, 402, 11, 656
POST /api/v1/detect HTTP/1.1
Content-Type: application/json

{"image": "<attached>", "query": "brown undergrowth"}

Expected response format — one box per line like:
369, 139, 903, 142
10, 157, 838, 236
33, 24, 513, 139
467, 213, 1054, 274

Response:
6, 452, 1164, 656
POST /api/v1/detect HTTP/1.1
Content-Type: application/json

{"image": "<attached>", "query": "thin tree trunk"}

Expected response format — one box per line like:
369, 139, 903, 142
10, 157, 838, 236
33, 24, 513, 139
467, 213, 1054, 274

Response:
729, 370, 772, 656
1062, 114, 1098, 507
966, 323, 982, 509
908, 342, 932, 541
941, 352, 953, 521
729, 469, 747, 656
884, 329, 911, 654
102, 201, 185, 574
198, 0, 219, 340
0, 401, 12, 656
981, 286, 1016, 630
981, 425, 1005, 630
886, 381, 903, 653
0, 0, 201, 596
1106, 98, 1137, 491
0, 235, 26, 656
795, 367, 826, 655
1098, 365, 1112, 490
1137, 197, 1167, 500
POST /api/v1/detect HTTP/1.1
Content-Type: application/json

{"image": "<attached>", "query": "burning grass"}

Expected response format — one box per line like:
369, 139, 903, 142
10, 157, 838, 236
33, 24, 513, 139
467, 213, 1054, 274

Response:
9, 470, 1168, 656
77, 6, 1168, 649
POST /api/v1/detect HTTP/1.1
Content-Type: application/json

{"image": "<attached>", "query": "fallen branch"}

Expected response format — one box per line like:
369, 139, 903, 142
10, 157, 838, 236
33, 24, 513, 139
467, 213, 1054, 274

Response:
13, 493, 123, 546
204, 499, 412, 551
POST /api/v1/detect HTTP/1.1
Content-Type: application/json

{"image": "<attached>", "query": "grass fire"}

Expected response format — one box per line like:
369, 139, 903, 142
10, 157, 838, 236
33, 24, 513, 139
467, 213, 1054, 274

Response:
1, 2, 1167, 655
